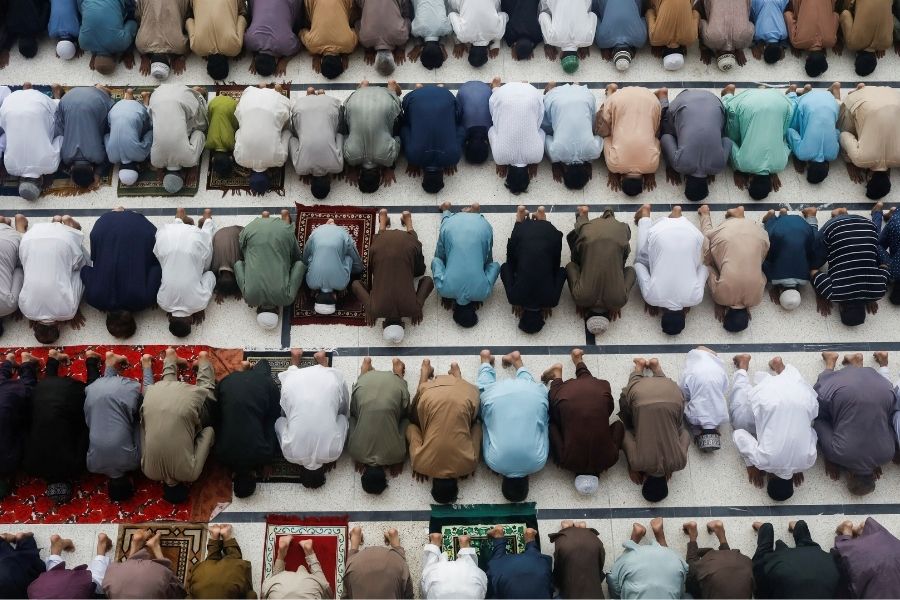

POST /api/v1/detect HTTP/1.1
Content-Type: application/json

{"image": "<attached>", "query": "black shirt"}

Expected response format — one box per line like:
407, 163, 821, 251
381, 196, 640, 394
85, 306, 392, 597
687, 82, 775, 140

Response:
501, 218, 566, 309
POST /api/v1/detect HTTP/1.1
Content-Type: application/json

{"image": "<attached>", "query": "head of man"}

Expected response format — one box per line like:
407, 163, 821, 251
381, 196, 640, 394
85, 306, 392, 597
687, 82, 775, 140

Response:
684, 175, 708, 202
848, 472, 877, 496
163, 171, 185, 195
560, 50, 579, 73
767, 474, 794, 501
779, 287, 802, 311
855, 50, 877, 76
574, 474, 599, 496
314, 291, 337, 316
465, 127, 490, 164
210, 151, 233, 178
107, 476, 134, 502
562, 163, 591, 190
662, 47, 684, 70
168, 315, 193, 337
505, 165, 530, 195
660, 309, 685, 335
256, 307, 279, 330
866, 170, 891, 199
361, 465, 388, 495
233, 471, 257, 498
807, 160, 829, 184
94, 54, 117, 75
501, 476, 529, 502
642, 475, 668, 502
215, 270, 239, 298
716, 52, 736, 71
422, 167, 445, 194
249, 170, 271, 195
748, 174, 772, 200
149, 53, 171, 80
613, 45, 633, 71
839, 301, 866, 326
358, 167, 382, 194
452, 302, 478, 328
518, 308, 545, 334
805, 50, 828, 77
106, 310, 136, 339
310, 175, 332, 199
18, 36, 38, 58
119, 163, 139, 186
382, 318, 405, 343
431, 477, 458, 504
56, 39, 77, 60
46, 481, 73, 504
763, 43, 783, 64
468, 45, 488, 68
320, 54, 345, 79
515, 38, 534, 60
18, 177, 42, 201
163, 482, 190, 504
585, 311, 610, 336
71, 160, 95, 188
621, 175, 643, 197
723, 307, 750, 332
375, 49, 396, 76
255, 53, 277, 77
207, 53, 230, 80
301, 466, 327, 489
33, 322, 60, 344
420, 41, 445, 70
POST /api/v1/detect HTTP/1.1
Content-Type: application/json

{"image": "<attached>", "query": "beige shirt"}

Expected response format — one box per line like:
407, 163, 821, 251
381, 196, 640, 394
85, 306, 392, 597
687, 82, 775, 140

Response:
300, 0, 358, 54
136, 0, 190, 54
186, 0, 248, 57
839, 85, 900, 171
619, 372, 690, 477
262, 564, 331, 599
700, 214, 769, 309
839, 0, 893, 51
647, 0, 700, 47
598, 87, 661, 176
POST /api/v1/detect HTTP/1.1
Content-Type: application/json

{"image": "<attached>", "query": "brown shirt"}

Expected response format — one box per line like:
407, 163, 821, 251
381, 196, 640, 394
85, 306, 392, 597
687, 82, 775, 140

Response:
211, 225, 243, 275
358, 0, 410, 50
686, 544, 753, 599
300, 0, 358, 54
619, 372, 690, 477
187, 539, 257, 599
647, 0, 700, 47
700, 0, 754, 51
598, 87, 662, 176
566, 213, 635, 312
700, 214, 769, 309
186, 0, 248, 57
839, 85, 900, 171
406, 375, 481, 479
785, 0, 838, 50
365, 230, 426, 323
342, 546, 413, 600
103, 549, 186, 599
840, 0, 893, 51
549, 526, 606, 600
136, 0, 191, 55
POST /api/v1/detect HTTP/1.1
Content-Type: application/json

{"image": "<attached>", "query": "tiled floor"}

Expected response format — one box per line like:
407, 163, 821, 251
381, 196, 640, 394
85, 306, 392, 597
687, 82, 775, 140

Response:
4, 37, 900, 597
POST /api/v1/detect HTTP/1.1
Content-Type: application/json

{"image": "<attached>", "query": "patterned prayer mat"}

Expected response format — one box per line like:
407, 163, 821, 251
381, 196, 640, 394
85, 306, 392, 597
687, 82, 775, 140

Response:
262, 515, 348, 598
430, 503, 539, 571
116, 161, 200, 197
292, 204, 376, 326
115, 522, 207, 589
0, 166, 112, 197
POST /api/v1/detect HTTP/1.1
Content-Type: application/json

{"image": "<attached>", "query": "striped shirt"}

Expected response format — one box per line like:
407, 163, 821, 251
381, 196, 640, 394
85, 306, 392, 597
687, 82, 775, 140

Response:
812, 215, 888, 302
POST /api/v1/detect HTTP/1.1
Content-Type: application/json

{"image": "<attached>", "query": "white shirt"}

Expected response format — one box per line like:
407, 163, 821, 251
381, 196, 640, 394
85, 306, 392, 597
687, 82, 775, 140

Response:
448, 0, 507, 46
154, 218, 215, 317
275, 364, 349, 470
421, 545, 487, 600
0, 86, 11, 158
0, 89, 62, 178
731, 365, 818, 479
538, 0, 596, 51
233, 86, 292, 171
679, 349, 729, 430
488, 82, 545, 167
635, 216, 707, 311
19, 223, 86, 323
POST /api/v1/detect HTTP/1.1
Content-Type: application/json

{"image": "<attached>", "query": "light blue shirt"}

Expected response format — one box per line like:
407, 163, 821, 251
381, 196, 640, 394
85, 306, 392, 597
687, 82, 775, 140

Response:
432, 211, 500, 305
542, 84, 603, 165
411, 0, 452, 41
607, 541, 688, 600
105, 98, 153, 165
302, 223, 363, 292
478, 364, 548, 478
593, 0, 647, 48
787, 90, 840, 163
750, 0, 788, 43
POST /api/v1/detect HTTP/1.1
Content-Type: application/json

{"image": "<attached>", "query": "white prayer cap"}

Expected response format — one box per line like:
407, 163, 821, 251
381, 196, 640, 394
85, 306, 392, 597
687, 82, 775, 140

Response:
663, 52, 685, 71
257, 311, 279, 330
314, 303, 336, 315
613, 49, 632, 72
56, 40, 76, 60
586, 315, 610, 335
780, 288, 802, 311
383, 323, 405, 344
717, 53, 737, 71
118, 167, 139, 186
151, 61, 171, 81
574, 475, 599, 495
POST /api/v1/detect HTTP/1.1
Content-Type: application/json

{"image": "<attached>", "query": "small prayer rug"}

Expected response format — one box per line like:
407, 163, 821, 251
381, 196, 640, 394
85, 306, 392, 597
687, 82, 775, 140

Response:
115, 522, 207, 588
116, 161, 200, 197
292, 204, 375, 326
0, 167, 112, 197
262, 515, 348, 598
430, 503, 539, 571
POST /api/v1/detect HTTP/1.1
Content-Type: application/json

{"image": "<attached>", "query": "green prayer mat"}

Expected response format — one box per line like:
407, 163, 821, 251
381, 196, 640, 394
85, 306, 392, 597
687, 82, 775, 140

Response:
430, 503, 539, 570
441, 523, 526, 561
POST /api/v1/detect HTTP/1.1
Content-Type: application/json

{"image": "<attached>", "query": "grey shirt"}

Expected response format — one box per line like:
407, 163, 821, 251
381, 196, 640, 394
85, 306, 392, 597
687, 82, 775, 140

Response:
57, 86, 114, 166
290, 94, 344, 176
0, 224, 22, 318
660, 89, 732, 178
411, 0, 452, 40
85, 372, 142, 478
149, 83, 209, 170
342, 86, 402, 169
105, 99, 153, 166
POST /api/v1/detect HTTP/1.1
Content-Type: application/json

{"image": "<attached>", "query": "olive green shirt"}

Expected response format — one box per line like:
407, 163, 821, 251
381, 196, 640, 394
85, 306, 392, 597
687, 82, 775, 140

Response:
234, 217, 305, 308
348, 370, 410, 466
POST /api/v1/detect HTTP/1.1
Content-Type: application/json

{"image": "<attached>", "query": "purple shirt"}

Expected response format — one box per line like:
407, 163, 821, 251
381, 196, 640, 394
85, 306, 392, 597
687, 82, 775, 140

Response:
244, 0, 302, 56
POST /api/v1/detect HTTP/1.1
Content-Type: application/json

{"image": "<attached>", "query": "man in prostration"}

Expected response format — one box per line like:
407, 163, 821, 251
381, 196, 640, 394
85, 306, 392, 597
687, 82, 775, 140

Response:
300, 0, 357, 79
19, 216, 88, 344
401, 83, 464, 194
213, 359, 280, 499
408, 0, 450, 70
488, 78, 544, 195
593, 0, 647, 72
244, 0, 302, 77
502, 0, 542, 60
784, 0, 839, 77
433, 202, 500, 329
105, 89, 153, 186
235, 210, 305, 331
485, 525, 553, 599
420, 533, 487, 599
81, 207, 160, 339
839, 0, 893, 76
154, 208, 216, 337
478, 349, 549, 502
721, 84, 793, 200
135, 0, 190, 80
549, 521, 606, 599
542, 82, 602, 191
205, 92, 237, 178
2, 0, 48, 64
501, 206, 564, 334
0, 83, 63, 201
141, 348, 217, 504
646, 0, 700, 70
597, 84, 665, 196
814, 351, 897, 495
750, 0, 789, 64
872, 201, 900, 301
303, 218, 363, 317
682, 520, 752, 599
186, 0, 247, 81
660, 89, 731, 202
407, 358, 481, 504
343, 81, 402, 194
633, 204, 707, 336
56, 84, 113, 189
538, 0, 595, 73
262, 536, 331, 599
186, 524, 255, 599
102, 529, 185, 598
541, 348, 622, 496
457, 79, 492, 164
700, 205, 770, 332
839, 83, 900, 200
233, 84, 292, 196
353, 210, 433, 344
276, 349, 349, 489
698, 0, 754, 70
607, 519, 688, 598
679, 347, 729, 452
752, 520, 840, 598
812, 208, 888, 326
343, 526, 413, 599
787, 83, 841, 184
289, 88, 344, 200
211, 224, 243, 304
832, 517, 900, 598
0, 532, 44, 598
566, 206, 634, 337
149, 83, 208, 195
619, 359, 690, 502
27, 532, 112, 599
349, 357, 409, 495
0, 352, 38, 499
84, 351, 150, 503
729, 353, 818, 501
0, 215, 26, 336
357, 0, 410, 76
77, 0, 137, 75
763, 207, 821, 311
448, 0, 507, 67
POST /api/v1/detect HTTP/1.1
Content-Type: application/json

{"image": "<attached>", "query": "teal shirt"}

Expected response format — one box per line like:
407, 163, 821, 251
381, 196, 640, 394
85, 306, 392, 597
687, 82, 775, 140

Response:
236, 217, 304, 307
607, 541, 688, 599
724, 89, 793, 175
432, 211, 500, 305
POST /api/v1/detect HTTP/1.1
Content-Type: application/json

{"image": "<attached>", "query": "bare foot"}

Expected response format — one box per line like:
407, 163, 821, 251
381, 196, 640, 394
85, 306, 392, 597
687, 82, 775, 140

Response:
534, 206, 547, 220
682, 521, 698, 540
300, 539, 315, 555
571, 348, 584, 365
448, 362, 461, 378
392, 358, 405, 377
647, 358, 663, 376
314, 351, 328, 367
630, 522, 647, 543
524, 528, 537, 543
458, 534, 471, 548
560, 520, 575, 530
707, 520, 726, 544
480, 349, 494, 365
650, 517, 667, 547
842, 353, 863, 367
13, 214, 27, 233
349, 526, 363, 550
290, 347, 304, 367
768, 356, 785, 374
141, 354, 152, 369
280, 209, 291, 224
96, 533, 112, 556
836, 520, 854, 536
874, 351, 889, 367
49, 534, 74, 555
822, 351, 839, 370
516, 205, 528, 222
733, 354, 751, 371
277, 535, 292, 559
501, 351, 522, 369
752, 522, 764, 532
429, 532, 443, 546
384, 528, 400, 547
788, 521, 797, 533
633, 357, 648, 373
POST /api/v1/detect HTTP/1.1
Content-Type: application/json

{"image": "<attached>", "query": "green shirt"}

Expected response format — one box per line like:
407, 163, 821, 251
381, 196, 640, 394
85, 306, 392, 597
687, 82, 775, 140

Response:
237, 217, 303, 307
205, 95, 238, 152
723, 89, 793, 175
348, 370, 409, 466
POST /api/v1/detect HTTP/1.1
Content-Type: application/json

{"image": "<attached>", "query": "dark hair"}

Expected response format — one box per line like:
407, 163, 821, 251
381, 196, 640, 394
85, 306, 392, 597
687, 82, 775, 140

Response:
848, 473, 876, 495
33, 322, 60, 344
18, 36, 37, 58
360, 466, 388, 495
501, 476, 529, 502
748, 174, 772, 200
310, 175, 331, 199
316, 291, 336, 305
465, 127, 490, 164
210, 151, 233, 178
108, 476, 134, 502
505, 165, 530, 195
358, 167, 382, 194
163, 482, 190, 504
468, 45, 488, 68
207, 53, 229, 80
562, 163, 591, 190
422, 168, 445, 194
255, 53, 277, 77
301, 466, 327, 489
149, 53, 170, 66
890, 283, 900, 305
71, 161, 95, 188
249, 171, 271, 195
431, 478, 458, 503
642, 475, 668, 501
839, 301, 866, 326
452, 302, 478, 328
767, 475, 793, 501
684, 175, 708, 201
621, 176, 642, 197
106, 310, 136, 339
515, 38, 534, 60
320, 54, 344, 79
215, 270, 240, 298
233, 471, 257, 498
660, 309, 685, 335
168, 315, 192, 338
723, 307, 750, 332
855, 51, 877, 76
763, 44, 782, 64
805, 51, 828, 77
866, 170, 891, 199
807, 160, 830, 184
518, 309, 545, 334
420, 41, 445, 70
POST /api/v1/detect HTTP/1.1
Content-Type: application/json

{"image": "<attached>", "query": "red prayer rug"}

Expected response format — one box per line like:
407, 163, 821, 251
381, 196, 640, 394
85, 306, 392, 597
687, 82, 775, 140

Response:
291, 204, 375, 326
262, 515, 349, 598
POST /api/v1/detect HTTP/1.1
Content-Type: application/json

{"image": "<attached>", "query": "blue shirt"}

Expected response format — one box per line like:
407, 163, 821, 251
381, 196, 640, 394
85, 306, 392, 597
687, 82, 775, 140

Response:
49, 0, 80, 40
302, 223, 364, 292
80, 210, 161, 312
542, 84, 603, 165
607, 541, 688, 599
105, 98, 153, 165
432, 211, 500, 305
486, 539, 553, 599
77, 0, 137, 54
457, 81, 492, 131
751, 0, 788, 43
478, 365, 548, 478
593, 0, 647, 48
763, 214, 822, 284
401, 86, 465, 170
787, 90, 840, 163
